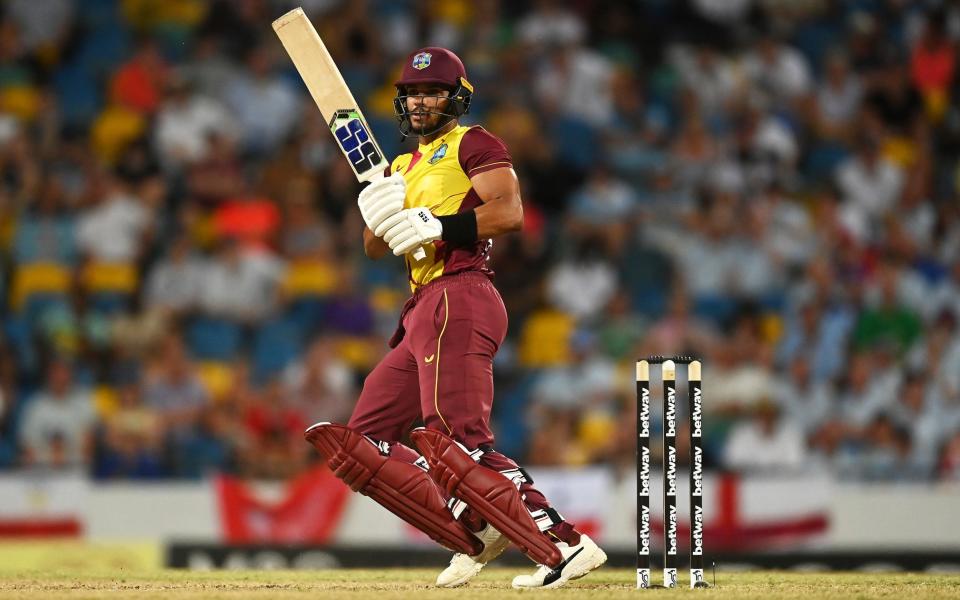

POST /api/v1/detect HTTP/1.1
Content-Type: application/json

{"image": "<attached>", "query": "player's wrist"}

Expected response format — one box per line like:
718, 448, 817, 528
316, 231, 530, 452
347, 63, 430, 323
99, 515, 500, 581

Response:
436, 210, 478, 245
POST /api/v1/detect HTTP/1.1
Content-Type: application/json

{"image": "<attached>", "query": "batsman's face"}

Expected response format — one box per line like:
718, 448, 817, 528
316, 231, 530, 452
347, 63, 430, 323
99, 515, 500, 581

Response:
405, 84, 450, 130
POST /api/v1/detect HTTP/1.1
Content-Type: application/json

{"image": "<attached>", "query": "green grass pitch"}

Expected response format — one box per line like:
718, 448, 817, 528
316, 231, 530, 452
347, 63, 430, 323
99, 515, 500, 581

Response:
1, 542, 959, 599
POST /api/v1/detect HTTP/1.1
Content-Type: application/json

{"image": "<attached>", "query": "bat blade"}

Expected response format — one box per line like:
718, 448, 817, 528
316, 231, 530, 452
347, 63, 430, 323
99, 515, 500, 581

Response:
273, 7, 388, 183
273, 8, 426, 260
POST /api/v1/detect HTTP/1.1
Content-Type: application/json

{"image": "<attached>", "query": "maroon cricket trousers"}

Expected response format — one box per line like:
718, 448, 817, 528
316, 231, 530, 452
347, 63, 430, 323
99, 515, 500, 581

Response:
348, 270, 560, 529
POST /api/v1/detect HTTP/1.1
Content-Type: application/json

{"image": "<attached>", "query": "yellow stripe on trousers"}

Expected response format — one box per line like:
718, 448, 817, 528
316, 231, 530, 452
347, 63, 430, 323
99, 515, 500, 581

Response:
434, 289, 452, 434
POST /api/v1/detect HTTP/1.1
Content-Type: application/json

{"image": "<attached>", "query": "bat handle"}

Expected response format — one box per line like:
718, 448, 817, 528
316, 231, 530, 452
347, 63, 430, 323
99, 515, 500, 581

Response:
366, 172, 427, 262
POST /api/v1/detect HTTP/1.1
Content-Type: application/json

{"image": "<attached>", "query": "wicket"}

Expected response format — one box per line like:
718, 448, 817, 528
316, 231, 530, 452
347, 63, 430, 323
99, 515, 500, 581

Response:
636, 357, 706, 589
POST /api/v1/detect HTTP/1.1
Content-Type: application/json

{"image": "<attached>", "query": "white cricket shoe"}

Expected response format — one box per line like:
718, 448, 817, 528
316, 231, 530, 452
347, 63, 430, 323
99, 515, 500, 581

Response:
511, 533, 607, 589
436, 523, 510, 588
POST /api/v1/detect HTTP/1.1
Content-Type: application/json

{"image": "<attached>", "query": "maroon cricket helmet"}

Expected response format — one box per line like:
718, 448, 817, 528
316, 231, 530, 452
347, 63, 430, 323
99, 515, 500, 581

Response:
395, 47, 471, 89
393, 47, 474, 137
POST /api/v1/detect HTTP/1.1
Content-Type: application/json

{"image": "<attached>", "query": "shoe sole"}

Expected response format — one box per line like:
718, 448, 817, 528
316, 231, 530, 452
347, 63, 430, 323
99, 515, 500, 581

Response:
512, 543, 608, 590
436, 562, 482, 588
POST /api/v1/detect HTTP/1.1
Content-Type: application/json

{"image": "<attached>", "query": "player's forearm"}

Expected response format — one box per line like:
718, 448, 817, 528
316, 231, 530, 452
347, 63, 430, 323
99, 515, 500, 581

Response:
474, 194, 523, 238
468, 166, 523, 238
363, 226, 390, 259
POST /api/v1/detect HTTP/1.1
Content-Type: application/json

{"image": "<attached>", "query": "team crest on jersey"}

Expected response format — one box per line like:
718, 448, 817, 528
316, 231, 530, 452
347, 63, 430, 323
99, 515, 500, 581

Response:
428, 143, 447, 164
412, 52, 432, 70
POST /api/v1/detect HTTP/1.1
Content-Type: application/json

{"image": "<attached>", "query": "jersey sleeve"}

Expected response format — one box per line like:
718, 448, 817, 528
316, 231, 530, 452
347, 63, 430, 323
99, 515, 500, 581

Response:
458, 127, 513, 177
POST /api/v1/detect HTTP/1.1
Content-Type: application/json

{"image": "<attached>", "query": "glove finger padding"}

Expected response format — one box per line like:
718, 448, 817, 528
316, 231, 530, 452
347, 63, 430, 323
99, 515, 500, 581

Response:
377, 211, 412, 239
367, 187, 405, 212
364, 190, 405, 230
388, 226, 420, 252
393, 233, 424, 256
388, 227, 423, 256
359, 174, 405, 229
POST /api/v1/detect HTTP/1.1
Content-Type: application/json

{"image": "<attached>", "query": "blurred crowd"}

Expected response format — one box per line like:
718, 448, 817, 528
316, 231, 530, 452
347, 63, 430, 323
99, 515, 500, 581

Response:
1, 0, 959, 482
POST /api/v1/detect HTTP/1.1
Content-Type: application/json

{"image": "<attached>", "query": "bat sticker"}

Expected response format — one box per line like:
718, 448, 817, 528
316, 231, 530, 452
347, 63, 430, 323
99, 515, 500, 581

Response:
330, 109, 383, 175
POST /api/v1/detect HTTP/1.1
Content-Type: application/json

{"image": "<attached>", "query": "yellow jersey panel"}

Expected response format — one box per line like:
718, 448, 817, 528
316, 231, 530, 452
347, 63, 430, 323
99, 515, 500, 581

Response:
389, 125, 512, 291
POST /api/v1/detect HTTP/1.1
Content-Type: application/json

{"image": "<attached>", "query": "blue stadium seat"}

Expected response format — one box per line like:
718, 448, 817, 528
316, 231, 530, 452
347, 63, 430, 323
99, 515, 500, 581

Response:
803, 143, 849, 181
490, 373, 538, 459
186, 317, 244, 362
693, 295, 738, 325
3, 317, 39, 377
251, 317, 303, 384
75, 22, 130, 76
621, 245, 672, 318
549, 116, 598, 171
53, 64, 102, 128
285, 298, 327, 336
87, 292, 130, 316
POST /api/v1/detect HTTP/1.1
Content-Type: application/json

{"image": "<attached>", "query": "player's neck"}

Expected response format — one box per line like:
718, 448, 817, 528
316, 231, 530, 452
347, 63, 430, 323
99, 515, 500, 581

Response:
418, 119, 458, 145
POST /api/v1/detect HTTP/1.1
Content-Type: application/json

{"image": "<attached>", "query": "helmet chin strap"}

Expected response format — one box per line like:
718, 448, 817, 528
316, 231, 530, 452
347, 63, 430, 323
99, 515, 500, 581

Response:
398, 109, 457, 139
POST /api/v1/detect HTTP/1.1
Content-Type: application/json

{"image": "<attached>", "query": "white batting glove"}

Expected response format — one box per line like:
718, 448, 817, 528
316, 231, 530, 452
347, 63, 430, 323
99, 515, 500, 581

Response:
380, 207, 443, 256
358, 172, 406, 235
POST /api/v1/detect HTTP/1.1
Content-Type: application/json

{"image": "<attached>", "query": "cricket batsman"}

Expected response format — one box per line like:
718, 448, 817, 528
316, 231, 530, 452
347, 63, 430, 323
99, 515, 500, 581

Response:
304, 47, 607, 589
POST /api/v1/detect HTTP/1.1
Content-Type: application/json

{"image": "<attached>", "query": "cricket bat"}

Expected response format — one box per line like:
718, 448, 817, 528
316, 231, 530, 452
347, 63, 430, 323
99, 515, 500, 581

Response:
272, 7, 426, 261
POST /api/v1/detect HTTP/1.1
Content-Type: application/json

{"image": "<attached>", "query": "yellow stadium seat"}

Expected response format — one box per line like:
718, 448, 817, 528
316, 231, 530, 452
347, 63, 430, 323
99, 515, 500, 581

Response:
577, 411, 617, 453
281, 259, 338, 298
882, 136, 917, 168
90, 104, 146, 164
337, 337, 377, 370
93, 385, 119, 419
81, 262, 138, 294
761, 313, 784, 344
923, 89, 948, 123
370, 285, 405, 314
188, 210, 219, 250
121, 0, 208, 28
0, 86, 41, 121
518, 308, 575, 368
196, 361, 234, 403
10, 262, 72, 311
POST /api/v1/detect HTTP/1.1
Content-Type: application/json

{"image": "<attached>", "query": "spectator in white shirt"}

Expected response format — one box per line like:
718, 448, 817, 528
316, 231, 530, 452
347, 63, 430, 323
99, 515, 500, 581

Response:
836, 133, 905, 242
815, 51, 862, 139
200, 239, 285, 323
723, 400, 808, 472
517, 0, 586, 48
889, 373, 950, 476
143, 334, 208, 440
670, 42, 739, 119
224, 46, 300, 156
75, 172, 153, 263
530, 330, 617, 412
774, 355, 833, 437
568, 166, 638, 254
545, 238, 618, 323
154, 74, 236, 171
19, 359, 96, 468
534, 44, 615, 128
837, 350, 897, 431
144, 235, 207, 315
741, 33, 812, 105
